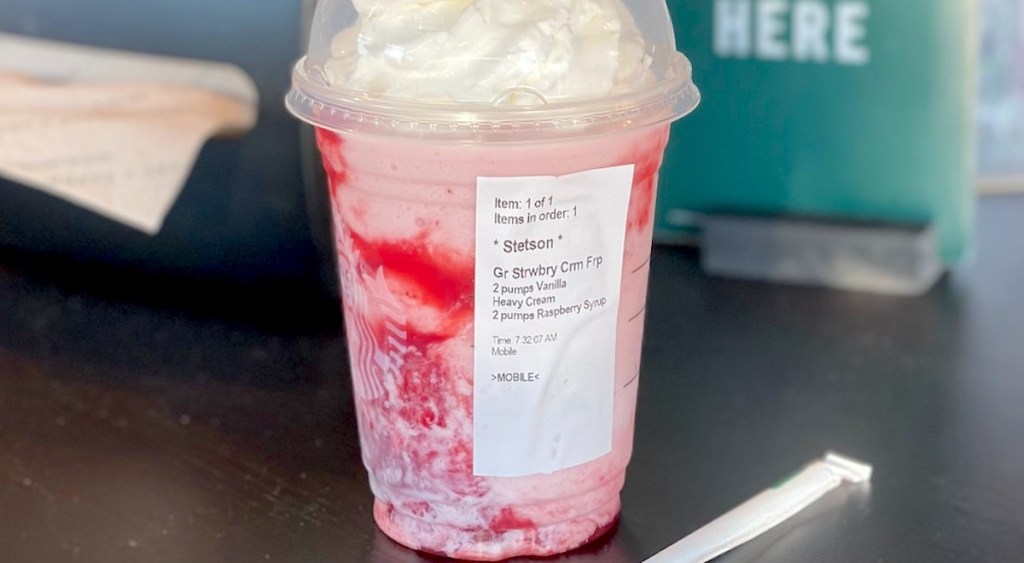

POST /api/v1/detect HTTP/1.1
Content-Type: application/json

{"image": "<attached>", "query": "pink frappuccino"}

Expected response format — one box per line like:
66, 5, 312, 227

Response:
288, 1, 698, 560
317, 125, 668, 558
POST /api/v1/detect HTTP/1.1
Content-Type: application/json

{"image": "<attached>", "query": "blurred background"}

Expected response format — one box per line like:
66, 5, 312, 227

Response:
978, 0, 1024, 190
0, 0, 1020, 297
0, 0, 337, 308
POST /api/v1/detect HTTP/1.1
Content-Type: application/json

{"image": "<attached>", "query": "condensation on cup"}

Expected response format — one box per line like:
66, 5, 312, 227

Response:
287, 1, 699, 560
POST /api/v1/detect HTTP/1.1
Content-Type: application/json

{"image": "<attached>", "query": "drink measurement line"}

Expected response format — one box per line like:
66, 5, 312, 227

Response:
623, 369, 641, 389
631, 255, 652, 274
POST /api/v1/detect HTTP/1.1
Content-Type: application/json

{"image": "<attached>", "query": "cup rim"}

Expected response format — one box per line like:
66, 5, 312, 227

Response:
286, 52, 700, 143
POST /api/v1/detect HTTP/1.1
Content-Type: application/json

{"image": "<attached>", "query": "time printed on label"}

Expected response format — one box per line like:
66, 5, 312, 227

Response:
473, 165, 634, 478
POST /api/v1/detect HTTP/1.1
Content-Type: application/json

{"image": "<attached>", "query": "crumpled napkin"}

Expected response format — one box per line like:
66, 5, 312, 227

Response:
0, 33, 256, 234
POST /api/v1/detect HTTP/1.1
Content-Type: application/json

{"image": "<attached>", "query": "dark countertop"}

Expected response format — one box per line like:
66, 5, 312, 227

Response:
2, 197, 1023, 563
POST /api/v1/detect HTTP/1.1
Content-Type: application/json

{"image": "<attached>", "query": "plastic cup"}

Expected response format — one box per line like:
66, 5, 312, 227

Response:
288, 1, 698, 560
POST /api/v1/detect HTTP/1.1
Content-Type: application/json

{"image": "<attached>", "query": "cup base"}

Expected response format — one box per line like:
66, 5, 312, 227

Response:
373, 496, 621, 561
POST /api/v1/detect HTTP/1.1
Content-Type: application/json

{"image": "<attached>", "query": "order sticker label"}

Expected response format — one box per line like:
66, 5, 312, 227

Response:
473, 165, 633, 477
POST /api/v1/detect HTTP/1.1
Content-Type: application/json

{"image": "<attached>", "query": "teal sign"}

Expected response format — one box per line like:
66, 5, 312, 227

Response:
659, 0, 980, 262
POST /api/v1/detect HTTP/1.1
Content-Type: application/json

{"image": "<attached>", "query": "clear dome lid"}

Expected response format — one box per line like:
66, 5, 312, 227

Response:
287, 0, 699, 142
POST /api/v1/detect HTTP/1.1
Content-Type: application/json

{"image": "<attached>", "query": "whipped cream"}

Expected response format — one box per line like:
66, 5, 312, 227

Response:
323, 0, 650, 104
